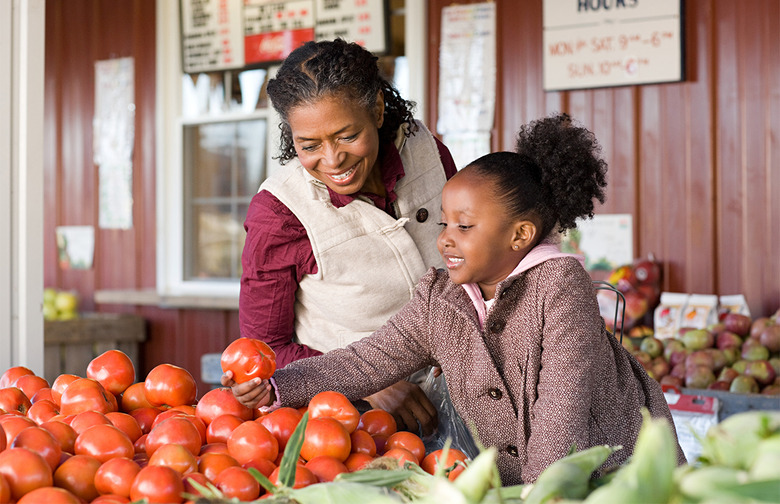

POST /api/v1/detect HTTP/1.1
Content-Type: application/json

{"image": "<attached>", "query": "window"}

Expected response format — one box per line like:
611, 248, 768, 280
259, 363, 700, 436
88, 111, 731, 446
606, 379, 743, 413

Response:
156, 1, 426, 301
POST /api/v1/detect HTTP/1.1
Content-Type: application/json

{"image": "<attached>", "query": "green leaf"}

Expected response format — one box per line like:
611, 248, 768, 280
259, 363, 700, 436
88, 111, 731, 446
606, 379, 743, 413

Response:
279, 410, 309, 488
287, 481, 404, 504
335, 468, 415, 487
248, 466, 277, 493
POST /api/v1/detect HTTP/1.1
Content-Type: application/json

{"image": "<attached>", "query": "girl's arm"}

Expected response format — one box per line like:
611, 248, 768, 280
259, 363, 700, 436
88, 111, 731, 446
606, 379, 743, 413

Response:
523, 261, 604, 482
239, 190, 322, 368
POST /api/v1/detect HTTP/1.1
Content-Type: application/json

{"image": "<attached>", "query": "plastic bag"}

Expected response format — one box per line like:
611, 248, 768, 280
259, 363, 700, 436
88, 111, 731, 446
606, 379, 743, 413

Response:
418, 367, 481, 459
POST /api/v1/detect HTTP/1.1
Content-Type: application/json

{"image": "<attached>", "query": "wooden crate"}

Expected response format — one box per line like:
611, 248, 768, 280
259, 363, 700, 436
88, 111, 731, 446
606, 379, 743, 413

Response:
44, 313, 146, 384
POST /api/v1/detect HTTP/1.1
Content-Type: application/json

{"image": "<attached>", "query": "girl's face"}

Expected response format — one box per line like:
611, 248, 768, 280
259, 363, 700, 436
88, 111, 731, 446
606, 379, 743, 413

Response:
287, 93, 383, 195
437, 169, 522, 300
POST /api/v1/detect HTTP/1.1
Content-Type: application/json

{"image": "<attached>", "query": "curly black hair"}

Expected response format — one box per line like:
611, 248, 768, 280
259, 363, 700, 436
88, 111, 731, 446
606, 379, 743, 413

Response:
468, 113, 608, 241
266, 39, 416, 164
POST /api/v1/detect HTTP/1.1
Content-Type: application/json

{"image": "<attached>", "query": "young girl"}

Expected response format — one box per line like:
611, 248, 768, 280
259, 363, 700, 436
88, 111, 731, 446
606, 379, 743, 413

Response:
229, 113, 685, 484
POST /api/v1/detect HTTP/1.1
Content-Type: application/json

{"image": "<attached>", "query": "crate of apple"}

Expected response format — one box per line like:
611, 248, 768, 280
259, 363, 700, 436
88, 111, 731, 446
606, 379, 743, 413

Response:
626, 308, 780, 397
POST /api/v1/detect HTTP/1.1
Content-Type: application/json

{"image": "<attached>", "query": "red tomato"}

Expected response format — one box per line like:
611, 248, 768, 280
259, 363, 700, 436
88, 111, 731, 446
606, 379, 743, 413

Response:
0, 423, 4, 452
0, 387, 32, 415
40, 420, 77, 454
14, 374, 49, 400
215, 465, 261, 500
199, 442, 229, 455
383, 447, 418, 466
0, 366, 34, 388
70, 410, 111, 435
182, 472, 209, 498
120, 382, 153, 412
26, 398, 60, 424
242, 457, 277, 478
31, 387, 55, 403
145, 416, 202, 458
130, 465, 185, 504
0, 414, 36, 446
134, 433, 147, 454
50, 374, 80, 405
16, 486, 81, 504
106, 411, 143, 443
74, 424, 135, 463
350, 429, 377, 456
0, 448, 53, 501
10, 426, 62, 470
357, 409, 397, 438
148, 443, 198, 475
59, 378, 115, 416
269, 465, 318, 489
344, 452, 375, 472
226, 420, 279, 465
206, 413, 244, 444
143, 364, 197, 408
385, 431, 426, 463
195, 387, 253, 425
421, 448, 469, 480
128, 406, 162, 434
0, 474, 8, 504
308, 390, 360, 433
94, 456, 141, 497
300, 417, 351, 462
305, 455, 348, 482
150, 408, 186, 430
220, 337, 277, 384
87, 350, 136, 395
198, 451, 239, 482
89, 494, 132, 504
258, 407, 303, 451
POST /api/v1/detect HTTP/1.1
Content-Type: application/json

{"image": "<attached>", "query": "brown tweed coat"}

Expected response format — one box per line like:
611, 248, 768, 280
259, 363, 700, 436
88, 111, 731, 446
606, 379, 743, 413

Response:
272, 257, 686, 484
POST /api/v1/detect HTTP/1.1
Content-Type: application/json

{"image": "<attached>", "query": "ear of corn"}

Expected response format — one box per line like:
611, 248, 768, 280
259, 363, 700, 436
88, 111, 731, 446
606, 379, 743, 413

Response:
451, 446, 499, 503
524, 444, 617, 504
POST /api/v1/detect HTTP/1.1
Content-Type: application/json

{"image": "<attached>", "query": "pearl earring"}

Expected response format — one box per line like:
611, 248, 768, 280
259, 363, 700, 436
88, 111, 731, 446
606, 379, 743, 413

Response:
513, 245, 519, 250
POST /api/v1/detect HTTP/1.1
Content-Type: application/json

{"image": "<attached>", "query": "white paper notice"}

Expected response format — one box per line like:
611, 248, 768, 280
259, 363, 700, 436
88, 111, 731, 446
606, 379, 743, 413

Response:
94, 57, 135, 229
437, 3, 496, 136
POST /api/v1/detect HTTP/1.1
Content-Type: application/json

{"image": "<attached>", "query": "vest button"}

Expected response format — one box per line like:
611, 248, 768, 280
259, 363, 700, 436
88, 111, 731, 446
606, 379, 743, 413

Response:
507, 445, 519, 457
488, 388, 502, 400
416, 208, 429, 222
489, 320, 505, 333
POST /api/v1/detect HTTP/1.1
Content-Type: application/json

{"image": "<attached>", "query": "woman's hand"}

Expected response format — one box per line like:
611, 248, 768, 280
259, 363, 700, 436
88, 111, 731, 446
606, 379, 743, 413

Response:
221, 370, 275, 410
365, 381, 438, 437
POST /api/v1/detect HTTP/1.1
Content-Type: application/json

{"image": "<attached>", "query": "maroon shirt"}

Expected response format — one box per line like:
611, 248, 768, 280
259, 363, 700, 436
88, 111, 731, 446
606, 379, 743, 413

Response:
239, 137, 457, 368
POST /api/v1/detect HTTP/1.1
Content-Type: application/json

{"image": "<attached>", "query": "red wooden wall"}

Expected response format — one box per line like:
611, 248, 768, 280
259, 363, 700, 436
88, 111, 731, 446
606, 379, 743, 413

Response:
45, 0, 779, 398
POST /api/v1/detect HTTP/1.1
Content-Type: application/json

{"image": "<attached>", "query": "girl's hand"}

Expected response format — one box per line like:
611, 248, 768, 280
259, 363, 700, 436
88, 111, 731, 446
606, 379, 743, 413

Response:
365, 381, 438, 437
221, 370, 275, 409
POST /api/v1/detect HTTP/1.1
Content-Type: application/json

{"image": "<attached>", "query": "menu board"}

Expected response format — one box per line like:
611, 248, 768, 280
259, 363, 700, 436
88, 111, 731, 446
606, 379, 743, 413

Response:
181, 0, 388, 72
543, 0, 683, 91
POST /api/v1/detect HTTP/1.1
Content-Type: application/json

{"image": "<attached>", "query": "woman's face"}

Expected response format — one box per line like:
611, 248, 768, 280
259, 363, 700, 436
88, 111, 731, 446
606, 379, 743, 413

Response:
437, 169, 521, 300
287, 93, 383, 195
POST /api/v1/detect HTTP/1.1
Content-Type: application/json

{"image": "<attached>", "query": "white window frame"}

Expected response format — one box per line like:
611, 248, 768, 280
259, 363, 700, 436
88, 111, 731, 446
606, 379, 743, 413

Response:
154, 0, 427, 301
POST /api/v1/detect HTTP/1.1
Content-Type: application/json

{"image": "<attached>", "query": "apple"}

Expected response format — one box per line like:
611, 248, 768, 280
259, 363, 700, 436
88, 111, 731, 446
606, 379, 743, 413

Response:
681, 329, 714, 350
744, 360, 777, 387
664, 340, 686, 361
677, 326, 698, 338
729, 375, 759, 394
628, 325, 654, 339
732, 359, 749, 374
685, 365, 716, 389
668, 347, 691, 367
43, 287, 58, 305
769, 357, 780, 377
633, 259, 660, 284
758, 325, 780, 353
750, 317, 774, 340
716, 330, 743, 350
721, 347, 740, 365
717, 367, 740, 384
650, 356, 670, 379
621, 337, 637, 353
704, 348, 727, 373
632, 350, 653, 369
54, 290, 79, 313
741, 340, 770, 361
42, 303, 58, 321
622, 291, 649, 324
686, 350, 715, 370
723, 312, 752, 337
660, 375, 683, 389
671, 363, 687, 380
761, 384, 780, 395
707, 381, 731, 391
640, 337, 664, 359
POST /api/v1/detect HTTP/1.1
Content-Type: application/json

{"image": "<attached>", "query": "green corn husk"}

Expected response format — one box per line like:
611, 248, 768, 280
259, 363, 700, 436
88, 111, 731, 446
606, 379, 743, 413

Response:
583, 410, 678, 504
698, 410, 780, 470
451, 446, 499, 503
524, 444, 618, 504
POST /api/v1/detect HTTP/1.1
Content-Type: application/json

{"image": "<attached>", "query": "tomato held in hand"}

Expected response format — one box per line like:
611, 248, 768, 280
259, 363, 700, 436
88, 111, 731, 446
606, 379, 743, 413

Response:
220, 337, 276, 384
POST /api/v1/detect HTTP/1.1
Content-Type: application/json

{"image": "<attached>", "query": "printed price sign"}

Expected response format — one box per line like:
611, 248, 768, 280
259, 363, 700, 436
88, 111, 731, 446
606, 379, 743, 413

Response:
181, 0, 245, 73
314, 0, 388, 54
543, 0, 683, 90
244, 0, 316, 64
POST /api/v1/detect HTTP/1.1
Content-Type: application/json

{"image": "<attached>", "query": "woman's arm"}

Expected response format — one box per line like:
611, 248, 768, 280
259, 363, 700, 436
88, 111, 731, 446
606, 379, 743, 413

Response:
239, 190, 322, 368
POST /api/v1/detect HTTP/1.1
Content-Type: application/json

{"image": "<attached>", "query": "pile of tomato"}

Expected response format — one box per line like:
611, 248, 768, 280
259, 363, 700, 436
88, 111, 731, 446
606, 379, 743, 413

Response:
0, 349, 467, 504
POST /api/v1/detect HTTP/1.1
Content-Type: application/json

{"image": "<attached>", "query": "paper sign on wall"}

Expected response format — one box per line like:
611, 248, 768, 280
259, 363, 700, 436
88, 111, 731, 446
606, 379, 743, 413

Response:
543, 0, 683, 91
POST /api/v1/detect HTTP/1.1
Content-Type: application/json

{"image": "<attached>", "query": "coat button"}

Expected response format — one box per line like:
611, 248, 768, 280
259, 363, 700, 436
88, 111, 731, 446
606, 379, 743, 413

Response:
416, 208, 429, 222
507, 445, 519, 457
488, 388, 502, 400
489, 320, 505, 332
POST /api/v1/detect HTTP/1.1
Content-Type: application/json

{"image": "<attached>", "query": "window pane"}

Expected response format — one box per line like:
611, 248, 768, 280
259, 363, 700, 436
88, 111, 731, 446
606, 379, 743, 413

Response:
186, 203, 246, 280
236, 120, 267, 194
